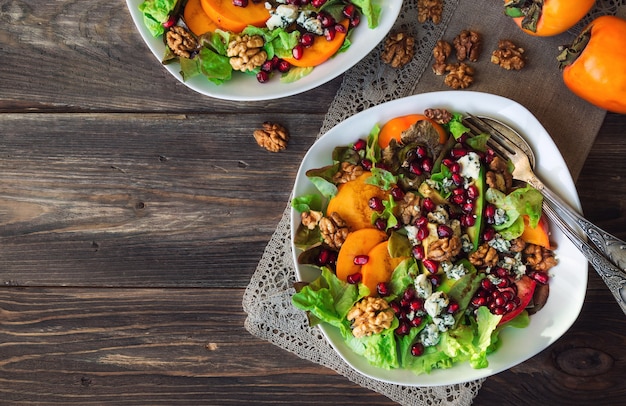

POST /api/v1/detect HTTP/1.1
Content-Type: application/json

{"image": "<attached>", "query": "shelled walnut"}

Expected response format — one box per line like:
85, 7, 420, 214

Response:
524, 244, 558, 272
432, 40, 452, 75
444, 63, 474, 89
166, 26, 197, 59
427, 236, 462, 262
347, 297, 395, 338
319, 212, 349, 250
301, 210, 323, 230
486, 156, 513, 192
418, 0, 444, 24
332, 161, 364, 184
491, 40, 526, 70
469, 243, 498, 268
381, 32, 415, 68
424, 108, 453, 124
453, 30, 482, 62
253, 121, 289, 152
227, 34, 267, 72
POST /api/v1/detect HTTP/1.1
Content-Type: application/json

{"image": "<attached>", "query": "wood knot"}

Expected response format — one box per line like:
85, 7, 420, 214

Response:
554, 347, 614, 377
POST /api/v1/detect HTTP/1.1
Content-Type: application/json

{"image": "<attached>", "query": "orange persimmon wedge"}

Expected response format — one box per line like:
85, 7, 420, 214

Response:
520, 214, 551, 248
326, 172, 390, 231
284, 20, 350, 67
200, 0, 270, 32
336, 229, 388, 282
378, 114, 447, 149
184, 0, 218, 36
360, 241, 406, 294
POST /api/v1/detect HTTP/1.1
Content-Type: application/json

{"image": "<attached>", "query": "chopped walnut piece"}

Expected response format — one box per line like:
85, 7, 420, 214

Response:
319, 212, 349, 250
418, 0, 444, 24
509, 237, 527, 253
485, 156, 513, 192
166, 26, 197, 59
253, 122, 289, 152
424, 108, 453, 125
347, 297, 395, 338
427, 236, 462, 262
332, 161, 364, 184
453, 30, 482, 62
444, 63, 474, 89
524, 244, 558, 272
381, 32, 415, 68
469, 243, 499, 268
301, 210, 323, 230
398, 192, 421, 225
491, 40, 526, 70
432, 40, 452, 75
227, 34, 267, 72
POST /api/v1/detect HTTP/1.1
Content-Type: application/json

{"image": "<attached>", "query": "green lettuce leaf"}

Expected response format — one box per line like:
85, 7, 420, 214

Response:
139, 0, 178, 37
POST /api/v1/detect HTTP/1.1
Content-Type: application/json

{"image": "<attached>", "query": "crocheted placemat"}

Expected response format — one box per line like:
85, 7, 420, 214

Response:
243, 1, 624, 404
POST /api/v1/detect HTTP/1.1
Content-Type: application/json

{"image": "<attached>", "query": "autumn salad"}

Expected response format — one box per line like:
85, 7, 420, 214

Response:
291, 109, 558, 374
138, 0, 380, 85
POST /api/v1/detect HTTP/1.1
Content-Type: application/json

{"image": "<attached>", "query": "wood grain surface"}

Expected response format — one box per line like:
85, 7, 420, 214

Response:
0, 1, 625, 405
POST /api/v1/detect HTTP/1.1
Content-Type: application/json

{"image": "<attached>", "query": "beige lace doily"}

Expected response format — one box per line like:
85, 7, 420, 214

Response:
243, 1, 625, 404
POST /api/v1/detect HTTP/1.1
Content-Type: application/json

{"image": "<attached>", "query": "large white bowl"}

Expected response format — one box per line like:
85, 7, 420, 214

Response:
290, 91, 587, 386
126, 0, 402, 101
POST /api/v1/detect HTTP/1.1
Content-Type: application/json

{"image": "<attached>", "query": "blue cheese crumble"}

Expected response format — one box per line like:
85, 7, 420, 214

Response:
420, 323, 441, 347
265, 4, 298, 30
296, 10, 323, 35
494, 207, 508, 226
441, 261, 467, 280
424, 291, 449, 318
499, 252, 527, 280
432, 313, 455, 332
489, 234, 511, 253
427, 204, 449, 225
414, 274, 432, 299
458, 152, 481, 181
460, 234, 473, 253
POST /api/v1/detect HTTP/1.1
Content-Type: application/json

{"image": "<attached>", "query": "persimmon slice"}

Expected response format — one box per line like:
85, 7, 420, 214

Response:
184, 0, 218, 36
200, 0, 270, 32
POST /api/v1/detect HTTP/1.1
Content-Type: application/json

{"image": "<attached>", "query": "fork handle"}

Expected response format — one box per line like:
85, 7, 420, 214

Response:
543, 203, 626, 315
525, 174, 626, 272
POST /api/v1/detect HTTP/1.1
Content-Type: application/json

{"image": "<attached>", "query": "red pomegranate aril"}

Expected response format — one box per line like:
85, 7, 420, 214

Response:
317, 248, 332, 265
422, 259, 439, 274
162, 15, 177, 28
415, 145, 427, 159
346, 272, 362, 284
353, 138, 367, 151
481, 278, 493, 290
232, 0, 248, 6
466, 184, 479, 200
395, 322, 411, 336
403, 287, 416, 301
409, 161, 423, 175
375, 162, 390, 171
495, 267, 509, 278
457, 133, 468, 144
377, 282, 391, 296
300, 32, 315, 47
311, 0, 326, 6
416, 226, 430, 241
471, 296, 487, 307
342, 3, 356, 18
374, 217, 387, 231
447, 301, 460, 313
360, 159, 372, 170
461, 214, 476, 227
484, 204, 496, 219
390, 300, 401, 314
260, 60, 274, 72
410, 317, 423, 327
501, 289, 515, 302
318, 12, 335, 28
277, 59, 291, 73
368, 196, 384, 212
494, 294, 507, 307
452, 187, 465, 196
450, 162, 461, 174
442, 158, 454, 168
412, 244, 425, 260
437, 224, 453, 238
414, 216, 428, 228
410, 298, 424, 311
335, 23, 347, 33
422, 198, 435, 212
292, 44, 304, 60
493, 306, 506, 315
484, 149, 495, 164
450, 148, 468, 158
324, 27, 336, 41
353, 254, 369, 265
411, 342, 425, 356
350, 14, 360, 28
451, 173, 464, 186
497, 278, 510, 288
256, 71, 270, 83
462, 201, 474, 213
504, 301, 518, 312
421, 157, 434, 173
483, 226, 496, 242
391, 187, 405, 201
530, 271, 550, 284
451, 194, 465, 205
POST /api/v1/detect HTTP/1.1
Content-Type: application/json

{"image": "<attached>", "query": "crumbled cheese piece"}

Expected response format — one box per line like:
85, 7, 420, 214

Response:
489, 234, 511, 252
460, 234, 473, 253
414, 273, 432, 299
405, 225, 419, 246
427, 204, 449, 225
296, 10, 323, 35
433, 313, 455, 332
420, 323, 441, 347
499, 252, 526, 280
457, 152, 482, 181
425, 291, 449, 318
449, 219, 462, 237
266, 5, 299, 30
494, 208, 508, 226
426, 177, 454, 194
444, 261, 467, 280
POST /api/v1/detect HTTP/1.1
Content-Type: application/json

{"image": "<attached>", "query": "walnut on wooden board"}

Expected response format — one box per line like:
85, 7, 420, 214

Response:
319, 212, 349, 250
253, 121, 289, 152
491, 40, 526, 70
347, 297, 395, 338
444, 63, 474, 89
332, 161, 364, 184
166, 26, 197, 59
453, 30, 482, 62
227, 34, 267, 72
418, 0, 444, 24
432, 40, 452, 75
469, 243, 499, 268
381, 32, 415, 68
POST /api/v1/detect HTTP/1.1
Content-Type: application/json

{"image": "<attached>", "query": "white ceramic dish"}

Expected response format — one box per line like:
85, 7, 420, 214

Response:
290, 91, 587, 386
126, 0, 402, 101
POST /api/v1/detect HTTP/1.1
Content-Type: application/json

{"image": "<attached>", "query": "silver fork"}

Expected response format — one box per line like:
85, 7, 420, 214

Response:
463, 114, 626, 315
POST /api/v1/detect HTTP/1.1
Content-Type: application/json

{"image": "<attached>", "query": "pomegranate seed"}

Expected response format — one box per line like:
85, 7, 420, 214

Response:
390, 301, 401, 314
504, 301, 518, 312
422, 198, 435, 212
277, 59, 291, 73
318, 12, 335, 28
374, 162, 390, 171
300, 33, 315, 48
462, 201, 475, 213
292, 44, 304, 60
350, 14, 360, 28
410, 298, 424, 311
232, 0, 248, 6
457, 133, 468, 144
451, 194, 465, 205
346, 273, 362, 284
422, 259, 439, 274
447, 301, 460, 313
410, 317, 423, 327
461, 214, 476, 227
353, 138, 367, 151
260, 60, 274, 73
483, 227, 496, 241
414, 216, 428, 228
342, 4, 356, 18
395, 322, 411, 336
391, 187, 405, 201
415, 145, 427, 159
501, 289, 515, 302
353, 254, 369, 265
368, 197, 384, 211
451, 173, 463, 186
411, 342, 425, 356
484, 204, 496, 219
324, 27, 336, 41
162, 15, 177, 29
256, 71, 270, 83
493, 306, 506, 315
412, 245, 425, 260
361, 158, 372, 170
377, 282, 390, 296
481, 278, 493, 290
466, 184, 479, 200
409, 161, 423, 175
403, 287, 416, 301
497, 278, 510, 288
374, 217, 387, 230
442, 158, 454, 168
450, 148, 468, 158
530, 271, 550, 284
495, 267, 509, 278
400, 298, 411, 308
437, 224, 453, 238
494, 294, 507, 307
311, 0, 326, 6
429, 274, 442, 287
335, 23, 347, 34
416, 226, 430, 241
484, 149, 495, 164
450, 162, 461, 174
471, 296, 487, 307
317, 249, 332, 265
421, 157, 434, 173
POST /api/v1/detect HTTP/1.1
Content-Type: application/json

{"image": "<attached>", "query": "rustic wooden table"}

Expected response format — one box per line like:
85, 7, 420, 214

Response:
1, 1, 625, 404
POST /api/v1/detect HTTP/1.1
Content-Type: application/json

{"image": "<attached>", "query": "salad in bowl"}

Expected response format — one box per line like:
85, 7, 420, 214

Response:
289, 92, 587, 385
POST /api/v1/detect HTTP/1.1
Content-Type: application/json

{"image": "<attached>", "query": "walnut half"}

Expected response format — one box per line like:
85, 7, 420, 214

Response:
418, 0, 444, 24
253, 121, 289, 152
347, 297, 395, 338
227, 34, 267, 72
444, 63, 474, 89
491, 40, 526, 70
166, 26, 197, 59
381, 32, 415, 68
